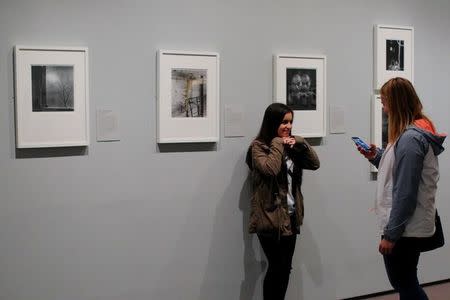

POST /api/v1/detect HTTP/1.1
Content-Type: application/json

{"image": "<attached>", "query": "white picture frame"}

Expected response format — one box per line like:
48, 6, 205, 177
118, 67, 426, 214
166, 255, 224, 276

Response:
374, 24, 414, 90
14, 46, 89, 148
157, 50, 219, 143
371, 94, 388, 172
274, 54, 326, 138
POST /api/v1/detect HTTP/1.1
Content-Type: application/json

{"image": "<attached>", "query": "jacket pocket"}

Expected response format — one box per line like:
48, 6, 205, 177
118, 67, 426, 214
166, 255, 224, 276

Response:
263, 192, 280, 212
257, 203, 290, 234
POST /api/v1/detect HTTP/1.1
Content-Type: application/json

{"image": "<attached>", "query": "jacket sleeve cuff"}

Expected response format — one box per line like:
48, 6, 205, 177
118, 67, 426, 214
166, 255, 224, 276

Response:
292, 136, 308, 152
369, 148, 382, 167
383, 228, 402, 242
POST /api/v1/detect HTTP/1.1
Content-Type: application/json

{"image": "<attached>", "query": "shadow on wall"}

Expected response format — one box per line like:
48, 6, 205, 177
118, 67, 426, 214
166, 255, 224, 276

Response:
238, 173, 266, 300
288, 223, 325, 300
197, 155, 266, 300
148, 152, 261, 300
157, 142, 217, 153
147, 150, 325, 300
15, 146, 88, 159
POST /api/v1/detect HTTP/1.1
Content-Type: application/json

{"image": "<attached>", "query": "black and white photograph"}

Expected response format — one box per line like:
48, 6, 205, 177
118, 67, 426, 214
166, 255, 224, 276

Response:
171, 69, 207, 118
32, 65, 74, 112
386, 39, 404, 71
14, 46, 89, 148
157, 50, 219, 143
374, 25, 413, 89
274, 54, 326, 137
286, 68, 316, 110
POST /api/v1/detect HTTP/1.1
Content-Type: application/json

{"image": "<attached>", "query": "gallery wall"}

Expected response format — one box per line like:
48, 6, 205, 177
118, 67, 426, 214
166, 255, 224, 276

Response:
1, 0, 450, 299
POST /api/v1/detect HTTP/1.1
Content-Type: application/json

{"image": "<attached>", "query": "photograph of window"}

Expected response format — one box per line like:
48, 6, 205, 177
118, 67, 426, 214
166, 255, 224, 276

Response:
157, 50, 219, 143
14, 46, 89, 148
32, 65, 74, 112
171, 69, 207, 118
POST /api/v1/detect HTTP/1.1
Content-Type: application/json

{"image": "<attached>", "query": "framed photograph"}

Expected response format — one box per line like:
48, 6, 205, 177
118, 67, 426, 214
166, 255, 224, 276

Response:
374, 25, 414, 89
157, 50, 219, 143
274, 54, 326, 137
14, 46, 89, 148
371, 95, 388, 172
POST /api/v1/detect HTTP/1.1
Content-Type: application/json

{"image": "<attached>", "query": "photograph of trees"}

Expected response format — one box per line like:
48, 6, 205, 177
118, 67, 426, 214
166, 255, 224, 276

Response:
31, 65, 74, 112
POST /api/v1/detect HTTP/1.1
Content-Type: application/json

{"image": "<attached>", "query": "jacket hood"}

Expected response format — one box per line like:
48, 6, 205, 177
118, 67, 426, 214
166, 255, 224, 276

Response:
407, 126, 446, 156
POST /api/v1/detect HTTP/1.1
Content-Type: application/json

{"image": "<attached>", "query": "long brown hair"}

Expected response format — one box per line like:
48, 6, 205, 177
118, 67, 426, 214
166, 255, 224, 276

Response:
380, 77, 435, 143
256, 103, 294, 145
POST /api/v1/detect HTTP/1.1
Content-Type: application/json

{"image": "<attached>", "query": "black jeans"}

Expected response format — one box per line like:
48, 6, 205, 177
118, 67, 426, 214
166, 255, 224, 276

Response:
257, 231, 297, 300
383, 237, 428, 300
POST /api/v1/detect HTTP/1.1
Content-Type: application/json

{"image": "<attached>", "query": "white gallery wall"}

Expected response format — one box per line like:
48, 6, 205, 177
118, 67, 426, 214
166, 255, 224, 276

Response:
1, 0, 450, 299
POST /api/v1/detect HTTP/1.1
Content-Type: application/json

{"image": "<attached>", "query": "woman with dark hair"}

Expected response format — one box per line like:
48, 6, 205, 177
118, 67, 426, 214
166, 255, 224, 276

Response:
356, 78, 446, 299
246, 102, 320, 300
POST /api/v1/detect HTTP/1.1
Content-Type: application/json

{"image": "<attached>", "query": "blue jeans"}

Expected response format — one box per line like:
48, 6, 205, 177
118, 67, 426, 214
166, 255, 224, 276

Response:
383, 238, 428, 300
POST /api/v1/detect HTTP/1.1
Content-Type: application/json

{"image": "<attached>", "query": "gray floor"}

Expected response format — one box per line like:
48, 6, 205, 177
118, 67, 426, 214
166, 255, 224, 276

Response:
365, 281, 450, 299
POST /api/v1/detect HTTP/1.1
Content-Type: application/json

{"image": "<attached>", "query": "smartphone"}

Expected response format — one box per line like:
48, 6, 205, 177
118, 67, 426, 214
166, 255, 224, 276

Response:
351, 137, 371, 151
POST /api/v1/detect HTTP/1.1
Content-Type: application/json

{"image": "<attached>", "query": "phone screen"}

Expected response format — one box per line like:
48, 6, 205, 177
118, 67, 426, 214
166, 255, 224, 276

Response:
351, 137, 370, 151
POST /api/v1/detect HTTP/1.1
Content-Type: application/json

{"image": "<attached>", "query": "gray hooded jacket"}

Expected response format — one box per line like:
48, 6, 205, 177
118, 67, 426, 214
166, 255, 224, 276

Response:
371, 125, 446, 241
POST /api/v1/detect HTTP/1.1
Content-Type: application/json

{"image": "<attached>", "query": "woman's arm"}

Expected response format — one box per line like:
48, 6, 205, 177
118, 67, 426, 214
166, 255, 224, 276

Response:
368, 148, 383, 168
251, 137, 285, 176
289, 136, 320, 170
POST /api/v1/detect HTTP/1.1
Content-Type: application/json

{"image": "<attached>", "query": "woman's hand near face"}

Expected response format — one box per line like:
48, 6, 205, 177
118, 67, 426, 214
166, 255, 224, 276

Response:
282, 136, 296, 148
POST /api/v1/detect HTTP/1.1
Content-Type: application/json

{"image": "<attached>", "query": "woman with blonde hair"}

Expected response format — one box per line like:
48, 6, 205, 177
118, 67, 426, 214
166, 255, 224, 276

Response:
357, 77, 446, 299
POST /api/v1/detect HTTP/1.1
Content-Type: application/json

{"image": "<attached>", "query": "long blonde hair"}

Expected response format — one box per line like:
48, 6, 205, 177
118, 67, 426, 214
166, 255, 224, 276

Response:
380, 77, 435, 143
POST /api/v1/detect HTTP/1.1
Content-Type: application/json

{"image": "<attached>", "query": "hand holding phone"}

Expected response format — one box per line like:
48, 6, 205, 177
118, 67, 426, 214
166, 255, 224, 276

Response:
351, 137, 371, 152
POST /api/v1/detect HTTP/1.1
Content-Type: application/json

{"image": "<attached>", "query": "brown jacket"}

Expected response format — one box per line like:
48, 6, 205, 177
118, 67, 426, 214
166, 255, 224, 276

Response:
246, 136, 320, 236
